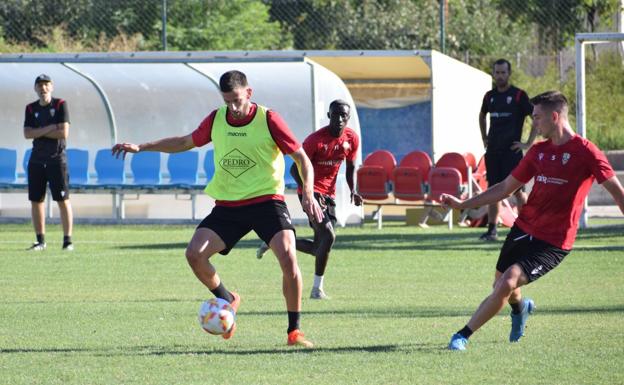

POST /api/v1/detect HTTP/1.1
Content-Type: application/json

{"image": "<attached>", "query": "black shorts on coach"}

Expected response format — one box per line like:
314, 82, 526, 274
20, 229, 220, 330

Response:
496, 225, 569, 283
485, 150, 523, 186
28, 160, 70, 202
197, 199, 295, 255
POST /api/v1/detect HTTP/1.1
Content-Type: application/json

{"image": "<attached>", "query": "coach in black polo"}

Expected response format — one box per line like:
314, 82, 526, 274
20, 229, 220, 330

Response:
478, 59, 536, 242
23, 74, 73, 251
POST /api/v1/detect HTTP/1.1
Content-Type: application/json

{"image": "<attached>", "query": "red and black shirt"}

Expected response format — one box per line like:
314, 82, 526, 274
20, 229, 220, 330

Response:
24, 98, 70, 162
481, 86, 532, 153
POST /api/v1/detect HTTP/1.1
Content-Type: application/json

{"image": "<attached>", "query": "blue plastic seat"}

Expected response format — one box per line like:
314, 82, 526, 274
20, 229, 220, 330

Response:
0, 148, 18, 184
203, 149, 215, 182
23, 148, 32, 178
284, 155, 297, 189
130, 152, 161, 186
94, 148, 125, 187
168, 151, 199, 186
66, 148, 89, 187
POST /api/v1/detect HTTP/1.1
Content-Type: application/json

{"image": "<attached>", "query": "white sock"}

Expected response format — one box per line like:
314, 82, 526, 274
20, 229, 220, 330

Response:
313, 275, 324, 290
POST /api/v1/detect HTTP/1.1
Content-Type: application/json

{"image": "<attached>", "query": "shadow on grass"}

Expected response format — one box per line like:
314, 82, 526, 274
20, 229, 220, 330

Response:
1, 342, 445, 356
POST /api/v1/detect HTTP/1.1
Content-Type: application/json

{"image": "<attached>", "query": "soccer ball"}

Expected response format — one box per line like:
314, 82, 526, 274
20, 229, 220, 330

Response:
198, 297, 235, 335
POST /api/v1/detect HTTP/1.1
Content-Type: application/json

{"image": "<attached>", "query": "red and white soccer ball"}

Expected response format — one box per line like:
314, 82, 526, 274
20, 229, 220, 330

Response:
198, 298, 235, 335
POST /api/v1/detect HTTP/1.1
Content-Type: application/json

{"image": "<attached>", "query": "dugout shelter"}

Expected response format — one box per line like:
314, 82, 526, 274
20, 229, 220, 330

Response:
0, 50, 489, 225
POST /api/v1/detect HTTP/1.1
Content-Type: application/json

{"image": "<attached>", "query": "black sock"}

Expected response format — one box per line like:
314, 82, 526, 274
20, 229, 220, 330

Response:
510, 300, 525, 314
36, 234, 45, 244
63, 235, 72, 245
210, 283, 234, 303
487, 223, 497, 234
457, 325, 473, 339
287, 311, 300, 333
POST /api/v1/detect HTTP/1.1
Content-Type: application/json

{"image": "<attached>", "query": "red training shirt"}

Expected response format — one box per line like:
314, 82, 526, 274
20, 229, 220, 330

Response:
297, 126, 359, 197
191, 103, 301, 206
512, 135, 614, 250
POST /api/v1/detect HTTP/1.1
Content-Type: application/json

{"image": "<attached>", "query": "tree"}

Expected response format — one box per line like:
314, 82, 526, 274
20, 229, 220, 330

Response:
162, 0, 290, 50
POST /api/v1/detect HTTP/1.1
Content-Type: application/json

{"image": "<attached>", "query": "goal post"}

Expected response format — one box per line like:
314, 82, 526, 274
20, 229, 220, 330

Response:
575, 32, 624, 228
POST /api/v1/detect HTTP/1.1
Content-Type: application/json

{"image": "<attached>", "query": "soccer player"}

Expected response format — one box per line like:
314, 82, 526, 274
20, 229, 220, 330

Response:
112, 70, 323, 348
479, 58, 536, 241
23, 74, 74, 251
443, 91, 624, 351
256, 100, 362, 300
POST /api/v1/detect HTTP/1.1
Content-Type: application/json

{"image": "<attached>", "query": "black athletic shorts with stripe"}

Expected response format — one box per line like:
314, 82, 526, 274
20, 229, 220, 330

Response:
496, 225, 569, 283
28, 160, 70, 202
197, 199, 295, 255
298, 192, 337, 229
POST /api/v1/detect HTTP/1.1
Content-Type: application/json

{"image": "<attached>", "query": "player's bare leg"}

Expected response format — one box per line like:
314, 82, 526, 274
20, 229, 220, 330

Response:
57, 199, 73, 250
466, 265, 527, 332
28, 201, 46, 250
185, 228, 227, 290
270, 229, 313, 347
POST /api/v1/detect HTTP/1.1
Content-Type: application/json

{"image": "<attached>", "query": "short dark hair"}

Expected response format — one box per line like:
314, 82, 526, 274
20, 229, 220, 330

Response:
219, 70, 248, 92
530, 91, 568, 114
329, 99, 350, 111
493, 58, 512, 73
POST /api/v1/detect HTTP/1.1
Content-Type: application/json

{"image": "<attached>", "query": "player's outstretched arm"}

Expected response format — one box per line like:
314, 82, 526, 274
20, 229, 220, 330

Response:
112, 134, 195, 159
441, 174, 523, 210
289, 148, 323, 223
601, 176, 624, 215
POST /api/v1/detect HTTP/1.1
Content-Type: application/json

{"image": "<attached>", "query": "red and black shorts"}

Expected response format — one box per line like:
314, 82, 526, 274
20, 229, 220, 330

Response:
197, 199, 295, 255
28, 160, 70, 202
496, 225, 569, 283
298, 193, 337, 229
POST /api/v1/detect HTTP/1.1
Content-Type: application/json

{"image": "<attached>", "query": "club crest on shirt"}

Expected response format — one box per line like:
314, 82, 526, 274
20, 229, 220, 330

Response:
506, 96, 512, 104
562, 153, 570, 165
34, 112, 39, 118
50, 108, 55, 117
343, 142, 351, 151
538, 153, 544, 161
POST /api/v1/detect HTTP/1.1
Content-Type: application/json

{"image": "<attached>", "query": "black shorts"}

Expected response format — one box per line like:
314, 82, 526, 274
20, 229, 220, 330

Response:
298, 193, 337, 229
28, 160, 70, 202
485, 150, 523, 185
496, 225, 569, 283
197, 200, 295, 255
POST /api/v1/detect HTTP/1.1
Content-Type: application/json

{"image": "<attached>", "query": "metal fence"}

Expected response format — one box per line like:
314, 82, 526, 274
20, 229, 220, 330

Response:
1, 0, 621, 74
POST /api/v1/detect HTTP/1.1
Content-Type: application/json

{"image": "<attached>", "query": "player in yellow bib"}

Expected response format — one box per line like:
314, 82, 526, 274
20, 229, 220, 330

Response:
112, 70, 323, 348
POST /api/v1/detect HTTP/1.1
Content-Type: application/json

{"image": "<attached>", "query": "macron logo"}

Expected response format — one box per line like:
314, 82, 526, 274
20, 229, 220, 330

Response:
531, 265, 543, 275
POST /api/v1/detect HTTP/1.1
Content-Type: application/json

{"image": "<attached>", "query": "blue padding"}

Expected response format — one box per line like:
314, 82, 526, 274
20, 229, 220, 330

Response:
168, 151, 199, 186
0, 148, 17, 184
203, 149, 215, 181
67, 148, 89, 186
358, 102, 432, 161
284, 155, 297, 189
130, 152, 161, 185
23, 148, 32, 178
95, 149, 125, 186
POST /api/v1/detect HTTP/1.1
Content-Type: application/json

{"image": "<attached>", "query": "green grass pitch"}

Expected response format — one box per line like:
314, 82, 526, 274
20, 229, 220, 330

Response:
0, 220, 623, 385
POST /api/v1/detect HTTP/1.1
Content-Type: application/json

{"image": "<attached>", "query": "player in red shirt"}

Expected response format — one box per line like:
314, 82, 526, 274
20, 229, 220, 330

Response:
256, 100, 362, 299
441, 91, 624, 351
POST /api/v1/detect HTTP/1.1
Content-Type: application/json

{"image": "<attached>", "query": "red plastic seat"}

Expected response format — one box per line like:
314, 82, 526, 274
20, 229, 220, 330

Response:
392, 151, 431, 201
436, 152, 469, 183
428, 167, 463, 202
356, 150, 397, 201
463, 152, 477, 172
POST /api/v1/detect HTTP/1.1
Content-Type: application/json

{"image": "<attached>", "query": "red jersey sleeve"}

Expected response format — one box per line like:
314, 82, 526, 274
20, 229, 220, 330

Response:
587, 141, 615, 184
267, 110, 301, 155
347, 129, 360, 162
302, 135, 317, 160
191, 110, 217, 147
511, 146, 539, 183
